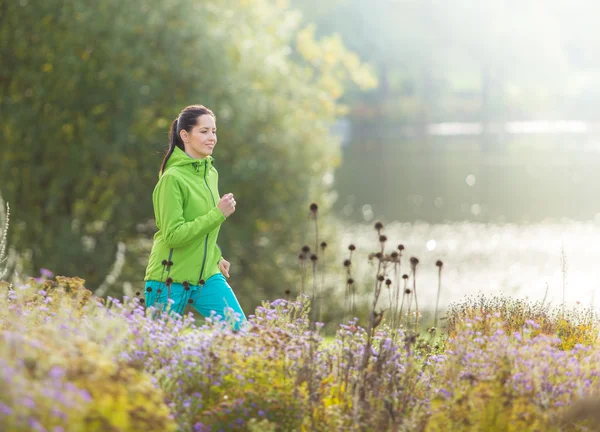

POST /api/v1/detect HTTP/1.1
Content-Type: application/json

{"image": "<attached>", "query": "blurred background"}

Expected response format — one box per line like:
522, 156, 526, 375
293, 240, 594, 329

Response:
2, 0, 600, 322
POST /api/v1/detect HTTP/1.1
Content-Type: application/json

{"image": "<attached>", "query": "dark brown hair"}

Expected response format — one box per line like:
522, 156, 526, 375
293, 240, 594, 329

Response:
160, 105, 216, 174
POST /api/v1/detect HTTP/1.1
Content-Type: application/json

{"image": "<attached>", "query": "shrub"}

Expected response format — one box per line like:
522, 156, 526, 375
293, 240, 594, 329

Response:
426, 318, 600, 431
445, 293, 599, 350
0, 278, 175, 432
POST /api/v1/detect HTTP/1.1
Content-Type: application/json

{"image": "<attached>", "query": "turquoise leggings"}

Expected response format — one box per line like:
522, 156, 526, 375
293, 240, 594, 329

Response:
144, 273, 246, 330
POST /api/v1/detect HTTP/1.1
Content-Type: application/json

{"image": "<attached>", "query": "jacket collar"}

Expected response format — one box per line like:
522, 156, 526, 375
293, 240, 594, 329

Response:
163, 146, 215, 176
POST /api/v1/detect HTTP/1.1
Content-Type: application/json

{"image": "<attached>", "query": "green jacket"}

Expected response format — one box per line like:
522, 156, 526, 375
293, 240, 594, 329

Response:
144, 146, 226, 285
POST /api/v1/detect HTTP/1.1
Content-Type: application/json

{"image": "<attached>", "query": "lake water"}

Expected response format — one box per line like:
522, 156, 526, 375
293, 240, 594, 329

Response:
337, 220, 600, 312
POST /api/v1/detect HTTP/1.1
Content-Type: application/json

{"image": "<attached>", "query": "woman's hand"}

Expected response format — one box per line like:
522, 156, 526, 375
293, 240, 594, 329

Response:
219, 259, 231, 278
218, 193, 236, 218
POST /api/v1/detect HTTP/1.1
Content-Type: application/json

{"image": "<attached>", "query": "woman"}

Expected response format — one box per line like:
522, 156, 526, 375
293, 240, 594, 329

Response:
143, 105, 246, 330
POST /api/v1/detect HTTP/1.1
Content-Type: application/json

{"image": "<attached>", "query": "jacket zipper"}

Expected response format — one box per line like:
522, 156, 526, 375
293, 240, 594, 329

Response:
198, 160, 217, 284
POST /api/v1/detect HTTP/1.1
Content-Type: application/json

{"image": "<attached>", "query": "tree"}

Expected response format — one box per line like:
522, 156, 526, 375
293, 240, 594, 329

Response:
295, 0, 575, 122
0, 0, 375, 308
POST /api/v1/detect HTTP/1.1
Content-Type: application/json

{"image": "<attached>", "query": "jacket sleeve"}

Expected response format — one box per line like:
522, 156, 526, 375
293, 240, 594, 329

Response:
154, 174, 226, 248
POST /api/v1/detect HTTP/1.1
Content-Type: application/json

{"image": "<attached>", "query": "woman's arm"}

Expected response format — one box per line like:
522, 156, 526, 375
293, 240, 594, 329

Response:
154, 175, 226, 248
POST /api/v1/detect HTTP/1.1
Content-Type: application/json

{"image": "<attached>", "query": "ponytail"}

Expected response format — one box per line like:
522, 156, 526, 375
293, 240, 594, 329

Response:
159, 119, 182, 175
159, 105, 216, 175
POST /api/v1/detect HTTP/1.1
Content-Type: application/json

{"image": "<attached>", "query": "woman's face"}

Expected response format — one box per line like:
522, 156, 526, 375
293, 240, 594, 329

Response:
181, 114, 217, 159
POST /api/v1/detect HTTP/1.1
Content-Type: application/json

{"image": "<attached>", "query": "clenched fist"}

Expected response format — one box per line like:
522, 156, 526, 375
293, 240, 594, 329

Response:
218, 259, 231, 278
218, 193, 236, 218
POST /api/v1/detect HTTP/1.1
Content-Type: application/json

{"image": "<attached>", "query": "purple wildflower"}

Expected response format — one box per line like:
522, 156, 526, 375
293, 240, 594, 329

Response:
40, 268, 54, 278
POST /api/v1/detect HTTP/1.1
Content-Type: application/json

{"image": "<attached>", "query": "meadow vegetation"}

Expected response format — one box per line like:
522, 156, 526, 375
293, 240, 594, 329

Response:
1, 203, 600, 431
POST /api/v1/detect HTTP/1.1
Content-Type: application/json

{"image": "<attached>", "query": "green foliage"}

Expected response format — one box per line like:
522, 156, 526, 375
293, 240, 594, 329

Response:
0, 0, 374, 305
291, 0, 576, 121
196, 351, 308, 431
426, 379, 559, 432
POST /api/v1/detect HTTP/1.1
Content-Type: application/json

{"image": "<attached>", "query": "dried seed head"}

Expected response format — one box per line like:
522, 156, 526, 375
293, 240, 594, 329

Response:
157, 289, 162, 294
348, 244, 356, 251
379, 235, 387, 243
391, 251, 399, 259
199, 279, 205, 285
298, 253, 305, 261
320, 241, 327, 249
402, 274, 409, 280
284, 289, 291, 296
310, 203, 318, 214
310, 254, 318, 262
343, 259, 352, 268
410, 257, 419, 267
188, 299, 194, 304
385, 279, 392, 286
398, 244, 405, 251
375, 252, 383, 259
167, 260, 174, 267
140, 299, 145, 305
347, 278, 354, 285
135, 291, 141, 296
405, 288, 411, 295
166, 277, 173, 286
436, 260, 444, 268
146, 287, 153, 293
377, 275, 385, 282
374, 221, 384, 231
404, 333, 417, 345
302, 245, 311, 254
182, 281, 189, 288
161, 259, 168, 266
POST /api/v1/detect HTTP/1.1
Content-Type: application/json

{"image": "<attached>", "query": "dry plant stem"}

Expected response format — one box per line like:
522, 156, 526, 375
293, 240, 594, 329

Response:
344, 249, 353, 322
358, 239, 385, 404
349, 249, 355, 319
301, 257, 307, 294
344, 277, 349, 322
406, 289, 412, 328
433, 266, 442, 329
345, 272, 353, 322
320, 246, 325, 322
336, 333, 344, 400
350, 282, 355, 318
0, 200, 10, 279
311, 259, 317, 326
388, 276, 393, 320
312, 214, 319, 323
393, 259, 401, 328
308, 335, 317, 430
391, 264, 398, 329
313, 214, 319, 263
561, 244, 568, 319
412, 266, 419, 332
399, 279, 408, 329
350, 276, 356, 318
541, 282, 549, 309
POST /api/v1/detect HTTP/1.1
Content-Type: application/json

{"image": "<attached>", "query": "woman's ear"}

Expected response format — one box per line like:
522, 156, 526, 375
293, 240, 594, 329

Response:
179, 129, 188, 143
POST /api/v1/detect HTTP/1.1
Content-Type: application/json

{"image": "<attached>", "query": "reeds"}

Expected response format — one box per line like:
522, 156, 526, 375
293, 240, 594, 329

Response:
0, 196, 10, 280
